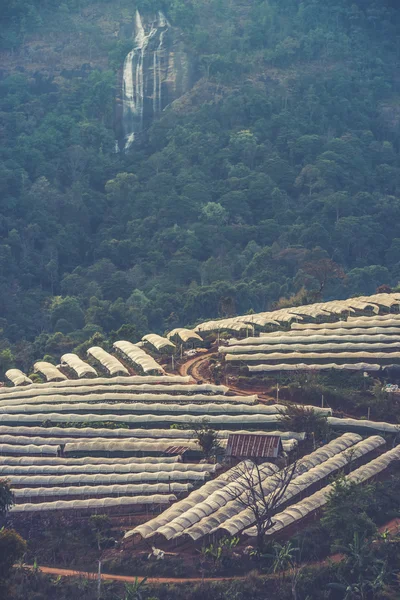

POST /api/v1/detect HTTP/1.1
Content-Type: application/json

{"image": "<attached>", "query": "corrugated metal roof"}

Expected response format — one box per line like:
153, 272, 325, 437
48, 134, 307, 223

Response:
164, 446, 189, 455
225, 434, 282, 458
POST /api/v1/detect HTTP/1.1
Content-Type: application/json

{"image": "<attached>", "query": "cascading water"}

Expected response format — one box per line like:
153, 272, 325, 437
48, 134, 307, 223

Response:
121, 11, 167, 150
118, 10, 192, 151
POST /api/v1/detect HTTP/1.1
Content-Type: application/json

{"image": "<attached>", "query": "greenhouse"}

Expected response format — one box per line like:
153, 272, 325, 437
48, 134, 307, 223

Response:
0, 425, 305, 441
87, 347, 129, 376
142, 334, 176, 353
153, 434, 367, 541
167, 328, 203, 344
11, 494, 178, 513
14, 482, 193, 500
33, 362, 67, 382
0, 460, 218, 475
227, 333, 400, 346
125, 434, 362, 541
7, 470, 212, 487
244, 444, 400, 538
0, 392, 253, 409
113, 341, 165, 375
5, 369, 32, 386
60, 354, 98, 378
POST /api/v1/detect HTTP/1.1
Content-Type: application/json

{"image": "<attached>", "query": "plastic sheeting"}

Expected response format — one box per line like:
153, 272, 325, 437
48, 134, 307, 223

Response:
227, 334, 400, 346
142, 334, 175, 352
33, 362, 67, 382
222, 342, 400, 354
0, 375, 192, 396
125, 464, 243, 540
0, 384, 229, 404
245, 444, 400, 538
113, 341, 165, 374
0, 455, 180, 465
14, 482, 193, 498
167, 329, 203, 344
249, 363, 382, 373
0, 400, 269, 415
188, 293, 400, 335
0, 462, 214, 475
0, 435, 294, 455
286, 327, 400, 337
125, 434, 361, 541
63, 440, 200, 455
5, 369, 32, 386
0, 425, 306, 442
0, 413, 290, 426
7, 471, 210, 486
195, 320, 254, 334
328, 416, 400, 434
0, 443, 58, 456
0, 434, 200, 448
226, 351, 400, 363
0, 393, 253, 409
212, 435, 385, 538
87, 347, 129, 376
0, 401, 329, 417
154, 433, 364, 541
11, 494, 177, 513
61, 354, 97, 378
2, 459, 217, 476
292, 318, 400, 331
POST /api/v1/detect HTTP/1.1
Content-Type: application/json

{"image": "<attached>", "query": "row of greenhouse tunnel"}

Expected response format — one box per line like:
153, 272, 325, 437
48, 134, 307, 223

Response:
0, 292, 399, 548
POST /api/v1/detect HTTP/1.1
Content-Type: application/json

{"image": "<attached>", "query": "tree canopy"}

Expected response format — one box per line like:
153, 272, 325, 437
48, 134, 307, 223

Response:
0, 0, 400, 371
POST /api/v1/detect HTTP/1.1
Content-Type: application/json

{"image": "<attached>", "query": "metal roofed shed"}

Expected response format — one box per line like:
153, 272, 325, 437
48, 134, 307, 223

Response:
225, 434, 284, 464
163, 446, 190, 456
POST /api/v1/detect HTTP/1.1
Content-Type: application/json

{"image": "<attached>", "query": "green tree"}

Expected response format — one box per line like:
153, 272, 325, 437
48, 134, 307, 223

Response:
0, 349, 14, 379
49, 296, 85, 332
122, 577, 148, 600
190, 419, 223, 460
279, 404, 329, 442
0, 480, 14, 517
322, 477, 377, 549
0, 528, 27, 593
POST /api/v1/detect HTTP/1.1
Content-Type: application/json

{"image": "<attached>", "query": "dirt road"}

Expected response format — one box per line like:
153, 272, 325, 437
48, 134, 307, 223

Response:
22, 519, 399, 586
23, 564, 236, 584
178, 352, 216, 381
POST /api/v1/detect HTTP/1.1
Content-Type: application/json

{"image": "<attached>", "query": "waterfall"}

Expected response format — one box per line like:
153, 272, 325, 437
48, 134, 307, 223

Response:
122, 50, 136, 149
121, 10, 168, 150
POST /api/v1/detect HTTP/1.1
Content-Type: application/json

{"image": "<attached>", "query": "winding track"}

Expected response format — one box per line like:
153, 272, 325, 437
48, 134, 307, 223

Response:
14, 351, 400, 585
178, 351, 216, 381
178, 351, 273, 400
22, 518, 400, 585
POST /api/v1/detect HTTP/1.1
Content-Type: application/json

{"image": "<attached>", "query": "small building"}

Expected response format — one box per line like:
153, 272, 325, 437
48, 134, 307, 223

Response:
225, 434, 284, 465
163, 445, 188, 458
163, 445, 201, 462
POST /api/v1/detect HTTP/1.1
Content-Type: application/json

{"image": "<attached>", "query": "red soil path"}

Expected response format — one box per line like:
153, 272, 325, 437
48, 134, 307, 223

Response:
178, 351, 216, 381
22, 519, 399, 585
22, 564, 238, 584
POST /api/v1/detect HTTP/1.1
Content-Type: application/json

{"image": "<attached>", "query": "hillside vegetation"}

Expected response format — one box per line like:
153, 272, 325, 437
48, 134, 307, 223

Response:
0, 0, 400, 372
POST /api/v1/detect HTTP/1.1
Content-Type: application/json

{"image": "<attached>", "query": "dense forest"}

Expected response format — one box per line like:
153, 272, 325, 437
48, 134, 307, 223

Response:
1, 0, 400, 373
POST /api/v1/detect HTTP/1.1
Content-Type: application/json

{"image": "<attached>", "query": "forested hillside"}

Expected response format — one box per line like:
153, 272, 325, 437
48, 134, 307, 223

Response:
0, 0, 400, 373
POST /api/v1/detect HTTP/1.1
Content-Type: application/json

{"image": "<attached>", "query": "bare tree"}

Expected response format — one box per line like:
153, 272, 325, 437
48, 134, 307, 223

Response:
227, 460, 298, 552
302, 258, 345, 295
